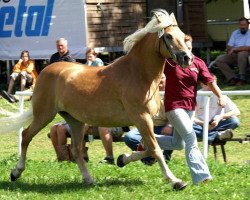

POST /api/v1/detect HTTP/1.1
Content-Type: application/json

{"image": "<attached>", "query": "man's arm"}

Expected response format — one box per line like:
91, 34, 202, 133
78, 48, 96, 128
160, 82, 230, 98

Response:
222, 108, 240, 119
227, 45, 250, 54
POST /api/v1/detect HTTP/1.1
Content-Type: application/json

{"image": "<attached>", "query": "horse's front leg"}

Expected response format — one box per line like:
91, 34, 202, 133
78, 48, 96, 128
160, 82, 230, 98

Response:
117, 114, 187, 190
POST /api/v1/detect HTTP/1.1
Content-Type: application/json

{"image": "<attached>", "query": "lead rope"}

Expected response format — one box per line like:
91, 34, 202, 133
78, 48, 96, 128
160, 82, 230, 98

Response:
165, 58, 176, 68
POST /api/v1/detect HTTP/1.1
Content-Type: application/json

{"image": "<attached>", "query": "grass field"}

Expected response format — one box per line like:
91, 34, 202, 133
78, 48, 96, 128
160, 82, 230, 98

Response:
0, 83, 250, 199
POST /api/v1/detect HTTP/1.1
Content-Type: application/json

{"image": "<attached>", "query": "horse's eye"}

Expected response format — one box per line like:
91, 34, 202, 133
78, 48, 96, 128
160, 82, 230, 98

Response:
165, 34, 173, 41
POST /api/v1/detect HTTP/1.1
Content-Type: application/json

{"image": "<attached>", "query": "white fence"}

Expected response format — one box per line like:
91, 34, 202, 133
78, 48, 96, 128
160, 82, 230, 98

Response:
15, 90, 250, 158
15, 91, 33, 155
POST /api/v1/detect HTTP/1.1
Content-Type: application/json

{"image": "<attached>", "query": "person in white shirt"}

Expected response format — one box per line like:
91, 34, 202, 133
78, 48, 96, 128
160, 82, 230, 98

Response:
193, 74, 240, 143
214, 17, 250, 86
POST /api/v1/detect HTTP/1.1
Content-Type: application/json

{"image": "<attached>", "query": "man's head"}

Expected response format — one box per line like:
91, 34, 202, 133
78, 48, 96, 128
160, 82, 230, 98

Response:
239, 17, 249, 34
56, 38, 68, 56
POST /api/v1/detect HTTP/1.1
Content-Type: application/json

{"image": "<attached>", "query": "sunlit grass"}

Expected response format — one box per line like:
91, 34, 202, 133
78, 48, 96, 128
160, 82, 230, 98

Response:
0, 84, 250, 199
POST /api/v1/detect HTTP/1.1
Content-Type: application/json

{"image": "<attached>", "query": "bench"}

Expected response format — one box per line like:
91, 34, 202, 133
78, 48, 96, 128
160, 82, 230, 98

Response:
48, 125, 249, 163
210, 135, 250, 163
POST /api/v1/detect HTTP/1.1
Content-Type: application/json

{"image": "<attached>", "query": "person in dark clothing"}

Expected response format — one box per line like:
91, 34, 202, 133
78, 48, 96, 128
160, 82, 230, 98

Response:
49, 38, 75, 64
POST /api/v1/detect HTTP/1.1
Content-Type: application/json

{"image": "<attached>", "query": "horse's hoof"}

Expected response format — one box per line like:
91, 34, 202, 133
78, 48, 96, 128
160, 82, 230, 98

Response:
117, 154, 126, 168
83, 178, 95, 186
10, 172, 18, 182
173, 181, 188, 191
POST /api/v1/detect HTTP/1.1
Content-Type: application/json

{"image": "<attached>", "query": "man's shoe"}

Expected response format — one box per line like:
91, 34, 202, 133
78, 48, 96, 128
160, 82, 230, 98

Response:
9, 94, 17, 102
228, 78, 239, 86
1, 90, 16, 103
236, 79, 247, 86
218, 129, 233, 140
99, 157, 115, 165
137, 143, 156, 166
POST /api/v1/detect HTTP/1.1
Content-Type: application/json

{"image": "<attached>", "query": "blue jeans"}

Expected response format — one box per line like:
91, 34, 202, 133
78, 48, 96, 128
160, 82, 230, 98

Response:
193, 116, 240, 144
161, 108, 211, 184
123, 126, 173, 161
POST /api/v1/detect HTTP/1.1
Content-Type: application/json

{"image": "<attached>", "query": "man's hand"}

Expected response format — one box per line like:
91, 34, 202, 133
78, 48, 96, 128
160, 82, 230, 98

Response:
217, 96, 226, 107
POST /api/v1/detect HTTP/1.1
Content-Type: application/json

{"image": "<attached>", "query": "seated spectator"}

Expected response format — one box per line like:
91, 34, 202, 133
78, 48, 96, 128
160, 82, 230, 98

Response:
124, 74, 174, 164
48, 122, 124, 163
85, 48, 104, 66
1, 50, 38, 103
124, 121, 174, 165
99, 127, 126, 163
193, 74, 240, 143
214, 17, 250, 86
50, 38, 75, 63
49, 122, 89, 162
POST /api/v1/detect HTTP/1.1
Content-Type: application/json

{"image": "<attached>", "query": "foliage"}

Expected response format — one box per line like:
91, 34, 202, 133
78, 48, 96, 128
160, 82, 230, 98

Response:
200, 49, 226, 62
0, 83, 250, 199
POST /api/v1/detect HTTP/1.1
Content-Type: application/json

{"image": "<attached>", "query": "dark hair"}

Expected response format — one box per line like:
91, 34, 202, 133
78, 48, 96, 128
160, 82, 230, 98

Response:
239, 17, 249, 24
20, 50, 30, 59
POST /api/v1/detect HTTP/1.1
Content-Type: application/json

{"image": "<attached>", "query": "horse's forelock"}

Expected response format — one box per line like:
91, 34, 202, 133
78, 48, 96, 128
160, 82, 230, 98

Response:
149, 9, 173, 32
123, 9, 173, 54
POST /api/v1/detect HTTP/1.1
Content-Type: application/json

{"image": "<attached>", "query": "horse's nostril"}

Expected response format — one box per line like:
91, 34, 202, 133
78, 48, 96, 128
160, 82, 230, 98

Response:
183, 54, 194, 63
183, 55, 189, 62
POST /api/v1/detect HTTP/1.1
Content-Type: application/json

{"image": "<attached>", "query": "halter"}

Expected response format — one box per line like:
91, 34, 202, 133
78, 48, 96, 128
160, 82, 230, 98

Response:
160, 26, 177, 61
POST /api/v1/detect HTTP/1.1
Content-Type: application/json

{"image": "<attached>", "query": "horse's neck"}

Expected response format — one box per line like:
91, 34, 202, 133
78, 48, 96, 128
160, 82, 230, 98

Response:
127, 33, 165, 82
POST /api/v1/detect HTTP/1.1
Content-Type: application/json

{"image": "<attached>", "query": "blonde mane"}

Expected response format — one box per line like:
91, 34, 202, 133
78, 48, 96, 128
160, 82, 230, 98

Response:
123, 10, 173, 54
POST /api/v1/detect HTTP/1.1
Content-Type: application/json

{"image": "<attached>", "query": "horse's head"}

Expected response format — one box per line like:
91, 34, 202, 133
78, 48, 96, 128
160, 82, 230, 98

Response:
151, 9, 194, 68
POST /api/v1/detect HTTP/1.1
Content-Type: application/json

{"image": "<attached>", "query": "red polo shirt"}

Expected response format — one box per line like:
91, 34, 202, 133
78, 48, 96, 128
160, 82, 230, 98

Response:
164, 56, 214, 112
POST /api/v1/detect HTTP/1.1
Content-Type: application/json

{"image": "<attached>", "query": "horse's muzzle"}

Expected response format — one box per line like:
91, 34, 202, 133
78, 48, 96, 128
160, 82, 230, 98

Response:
176, 51, 194, 68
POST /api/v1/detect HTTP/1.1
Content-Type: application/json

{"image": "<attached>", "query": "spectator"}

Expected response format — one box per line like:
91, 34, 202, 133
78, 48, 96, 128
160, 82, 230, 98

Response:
49, 122, 89, 162
50, 38, 75, 64
124, 74, 173, 164
85, 48, 104, 66
1, 50, 38, 103
193, 74, 240, 143
214, 17, 250, 86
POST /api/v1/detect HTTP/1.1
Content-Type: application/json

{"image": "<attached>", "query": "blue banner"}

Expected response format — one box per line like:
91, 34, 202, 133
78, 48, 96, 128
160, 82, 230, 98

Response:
0, 0, 87, 60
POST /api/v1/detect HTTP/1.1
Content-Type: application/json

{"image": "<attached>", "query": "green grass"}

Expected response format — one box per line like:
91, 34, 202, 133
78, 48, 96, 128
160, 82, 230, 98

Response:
0, 83, 250, 200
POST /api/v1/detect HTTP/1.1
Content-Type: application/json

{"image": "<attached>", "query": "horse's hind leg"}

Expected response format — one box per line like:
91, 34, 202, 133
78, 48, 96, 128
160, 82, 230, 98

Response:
61, 113, 94, 185
11, 115, 56, 181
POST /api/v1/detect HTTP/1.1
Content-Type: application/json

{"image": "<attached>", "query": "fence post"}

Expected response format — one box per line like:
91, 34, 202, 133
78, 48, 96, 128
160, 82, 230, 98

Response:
202, 96, 210, 159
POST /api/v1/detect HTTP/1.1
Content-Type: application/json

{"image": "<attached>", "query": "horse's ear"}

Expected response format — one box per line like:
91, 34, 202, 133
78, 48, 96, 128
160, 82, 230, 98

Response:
170, 13, 178, 26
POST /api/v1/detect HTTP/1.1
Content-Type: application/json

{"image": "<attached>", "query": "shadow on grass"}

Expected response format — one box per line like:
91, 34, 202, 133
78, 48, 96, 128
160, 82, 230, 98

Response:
0, 178, 143, 194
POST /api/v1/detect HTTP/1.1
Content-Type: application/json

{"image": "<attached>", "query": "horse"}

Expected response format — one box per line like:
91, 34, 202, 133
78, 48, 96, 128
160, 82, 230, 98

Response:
0, 9, 194, 190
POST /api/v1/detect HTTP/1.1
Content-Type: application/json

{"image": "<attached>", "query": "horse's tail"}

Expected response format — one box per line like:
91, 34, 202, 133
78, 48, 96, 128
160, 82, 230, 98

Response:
0, 107, 33, 135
